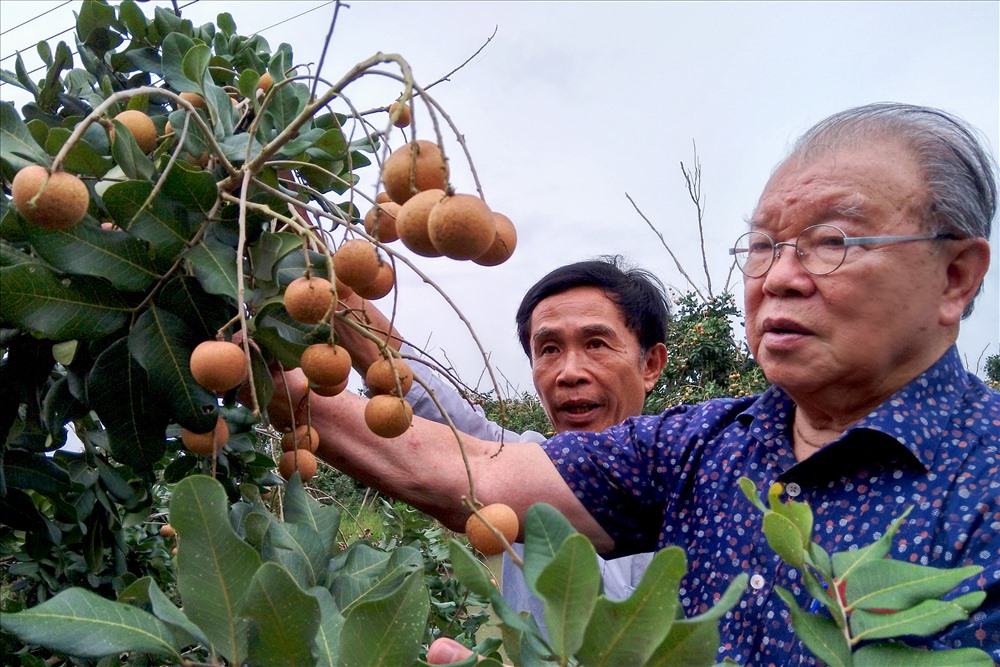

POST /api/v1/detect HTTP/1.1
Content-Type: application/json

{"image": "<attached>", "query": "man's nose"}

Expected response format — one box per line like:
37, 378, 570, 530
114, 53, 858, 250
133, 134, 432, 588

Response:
762, 244, 814, 295
556, 349, 589, 384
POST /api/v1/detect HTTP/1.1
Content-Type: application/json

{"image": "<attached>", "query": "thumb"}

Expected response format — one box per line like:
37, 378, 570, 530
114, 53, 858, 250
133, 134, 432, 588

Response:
426, 638, 475, 665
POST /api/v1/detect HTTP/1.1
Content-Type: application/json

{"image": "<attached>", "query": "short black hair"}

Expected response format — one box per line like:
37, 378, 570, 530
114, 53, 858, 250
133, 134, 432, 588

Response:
515, 255, 670, 358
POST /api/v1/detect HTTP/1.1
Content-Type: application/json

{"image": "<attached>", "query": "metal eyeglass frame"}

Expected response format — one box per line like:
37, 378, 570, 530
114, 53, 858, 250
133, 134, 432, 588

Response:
728, 223, 960, 278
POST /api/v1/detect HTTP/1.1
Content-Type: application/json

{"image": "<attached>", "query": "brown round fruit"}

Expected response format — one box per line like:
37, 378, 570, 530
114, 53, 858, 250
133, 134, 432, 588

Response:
365, 357, 414, 396
181, 416, 229, 455
333, 239, 382, 291
300, 343, 352, 387
11, 166, 90, 230
160, 523, 176, 539
474, 212, 518, 266
311, 378, 349, 397
395, 188, 445, 257
353, 262, 395, 300
465, 503, 519, 556
258, 72, 273, 93
364, 395, 413, 438
281, 424, 320, 452
278, 449, 318, 482
363, 201, 401, 243
376, 191, 392, 204
179, 92, 207, 109
428, 194, 497, 260
284, 276, 334, 324
381, 140, 448, 205
389, 101, 411, 128
114, 110, 158, 153
190, 340, 248, 393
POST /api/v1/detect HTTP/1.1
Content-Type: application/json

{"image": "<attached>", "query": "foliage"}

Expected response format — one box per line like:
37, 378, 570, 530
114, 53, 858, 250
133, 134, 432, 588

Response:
476, 390, 553, 437
986, 354, 999, 390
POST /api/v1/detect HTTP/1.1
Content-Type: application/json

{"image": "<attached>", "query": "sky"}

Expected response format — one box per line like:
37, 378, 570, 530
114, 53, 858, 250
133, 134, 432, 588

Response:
2, 1, 998, 398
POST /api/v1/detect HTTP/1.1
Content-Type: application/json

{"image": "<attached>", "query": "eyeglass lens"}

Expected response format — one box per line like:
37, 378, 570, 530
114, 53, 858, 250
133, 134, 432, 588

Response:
732, 225, 847, 277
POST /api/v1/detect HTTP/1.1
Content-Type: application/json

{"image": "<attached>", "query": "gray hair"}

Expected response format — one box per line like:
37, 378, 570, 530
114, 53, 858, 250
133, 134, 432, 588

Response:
790, 102, 997, 317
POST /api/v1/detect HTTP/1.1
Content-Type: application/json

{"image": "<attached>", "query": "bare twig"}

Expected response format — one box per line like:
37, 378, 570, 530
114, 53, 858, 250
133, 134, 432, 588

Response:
625, 192, 708, 302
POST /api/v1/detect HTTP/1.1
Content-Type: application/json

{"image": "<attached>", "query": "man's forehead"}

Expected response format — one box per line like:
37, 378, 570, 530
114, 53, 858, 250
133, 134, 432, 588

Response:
528, 287, 626, 337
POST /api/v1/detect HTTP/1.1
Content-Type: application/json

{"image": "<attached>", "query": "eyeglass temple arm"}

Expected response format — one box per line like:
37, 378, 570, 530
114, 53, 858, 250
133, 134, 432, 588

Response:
842, 232, 956, 246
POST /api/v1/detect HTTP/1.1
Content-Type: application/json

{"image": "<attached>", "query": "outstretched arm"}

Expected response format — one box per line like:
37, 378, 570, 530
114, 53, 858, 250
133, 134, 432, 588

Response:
272, 368, 613, 552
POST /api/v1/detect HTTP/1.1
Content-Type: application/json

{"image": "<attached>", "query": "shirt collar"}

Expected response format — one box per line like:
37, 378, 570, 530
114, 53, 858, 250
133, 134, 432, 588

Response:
736, 346, 971, 470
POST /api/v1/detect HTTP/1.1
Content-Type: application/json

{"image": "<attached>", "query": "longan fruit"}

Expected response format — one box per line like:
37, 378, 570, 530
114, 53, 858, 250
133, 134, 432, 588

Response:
300, 343, 352, 387
389, 101, 411, 128
381, 140, 447, 205
395, 188, 445, 257
159, 523, 176, 539
428, 194, 496, 261
474, 212, 518, 266
281, 424, 320, 452
364, 395, 413, 438
376, 191, 392, 204
11, 166, 90, 230
310, 378, 349, 397
365, 357, 413, 397
189, 340, 248, 393
465, 503, 519, 556
284, 276, 334, 324
179, 92, 207, 109
181, 416, 229, 455
353, 262, 395, 301
333, 239, 381, 291
363, 201, 401, 243
278, 449, 317, 482
258, 72, 273, 93
114, 110, 158, 153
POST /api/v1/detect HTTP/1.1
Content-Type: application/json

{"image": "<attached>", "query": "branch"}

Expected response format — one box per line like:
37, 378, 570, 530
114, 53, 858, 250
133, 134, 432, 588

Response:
625, 192, 708, 302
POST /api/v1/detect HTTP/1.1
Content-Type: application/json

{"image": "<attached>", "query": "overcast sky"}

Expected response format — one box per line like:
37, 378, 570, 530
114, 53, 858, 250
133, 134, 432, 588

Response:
2, 1, 998, 397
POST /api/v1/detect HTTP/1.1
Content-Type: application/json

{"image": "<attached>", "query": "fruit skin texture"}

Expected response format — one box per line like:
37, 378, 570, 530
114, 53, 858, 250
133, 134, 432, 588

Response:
301, 343, 352, 387
11, 166, 90, 230
428, 194, 497, 260
258, 72, 274, 92
395, 188, 445, 257
389, 101, 412, 128
114, 110, 158, 153
278, 449, 317, 482
474, 212, 518, 266
281, 424, 320, 452
365, 357, 414, 396
381, 140, 448, 205
364, 395, 413, 438
181, 416, 229, 455
310, 377, 349, 397
465, 503, 519, 556
189, 341, 248, 393
333, 239, 382, 290
376, 191, 392, 204
179, 92, 207, 109
353, 262, 395, 301
364, 201, 401, 243
284, 276, 334, 324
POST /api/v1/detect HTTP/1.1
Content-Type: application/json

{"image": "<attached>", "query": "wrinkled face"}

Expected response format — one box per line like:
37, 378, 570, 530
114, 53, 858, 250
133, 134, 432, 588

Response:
745, 139, 959, 409
529, 285, 663, 433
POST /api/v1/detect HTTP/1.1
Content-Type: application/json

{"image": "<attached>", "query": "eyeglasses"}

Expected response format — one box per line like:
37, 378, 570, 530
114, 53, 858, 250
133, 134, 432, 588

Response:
729, 224, 960, 278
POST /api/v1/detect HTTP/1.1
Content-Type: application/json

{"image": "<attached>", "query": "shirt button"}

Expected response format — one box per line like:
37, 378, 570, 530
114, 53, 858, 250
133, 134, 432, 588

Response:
785, 482, 801, 498
750, 574, 766, 590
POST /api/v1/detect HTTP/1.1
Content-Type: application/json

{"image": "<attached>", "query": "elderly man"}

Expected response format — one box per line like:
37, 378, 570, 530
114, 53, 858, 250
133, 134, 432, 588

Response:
284, 103, 998, 664
331, 257, 669, 628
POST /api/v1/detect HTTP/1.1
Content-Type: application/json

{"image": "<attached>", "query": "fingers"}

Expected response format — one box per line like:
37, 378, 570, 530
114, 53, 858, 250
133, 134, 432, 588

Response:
426, 638, 476, 665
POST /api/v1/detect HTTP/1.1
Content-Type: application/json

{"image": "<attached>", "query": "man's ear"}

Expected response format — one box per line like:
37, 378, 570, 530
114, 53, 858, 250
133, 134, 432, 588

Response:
939, 237, 990, 326
642, 342, 668, 393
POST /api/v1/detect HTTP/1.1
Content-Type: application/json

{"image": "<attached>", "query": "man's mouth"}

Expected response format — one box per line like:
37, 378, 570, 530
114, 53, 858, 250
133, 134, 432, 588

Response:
762, 318, 812, 335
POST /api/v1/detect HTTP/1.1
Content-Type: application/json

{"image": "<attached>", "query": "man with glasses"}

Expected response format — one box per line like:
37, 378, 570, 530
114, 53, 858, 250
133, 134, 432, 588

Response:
276, 103, 998, 664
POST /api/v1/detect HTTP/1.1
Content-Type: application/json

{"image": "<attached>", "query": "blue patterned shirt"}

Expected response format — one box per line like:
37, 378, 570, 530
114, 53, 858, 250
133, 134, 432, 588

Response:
542, 346, 999, 665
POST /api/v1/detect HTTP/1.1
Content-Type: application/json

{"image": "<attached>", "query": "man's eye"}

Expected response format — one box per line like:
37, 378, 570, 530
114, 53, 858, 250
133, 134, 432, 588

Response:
587, 339, 609, 349
537, 345, 558, 356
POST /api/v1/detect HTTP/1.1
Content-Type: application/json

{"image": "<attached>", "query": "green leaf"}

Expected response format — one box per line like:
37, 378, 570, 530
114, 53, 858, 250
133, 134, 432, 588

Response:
774, 586, 852, 667
102, 180, 195, 268
2, 449, 72, 495
308, 586, 344, 667
847, 560, 982, 612
127, 306, 219, 433
772, 497, 813, 549
118, 1, 149, 41
155, 275, 232, 341
160, 160, 219, 214
251, 302, 329, 369
88, 337, 168, 473
850, 592, 986, 642
160, 32, 200, 93
0, 587, 181, 661
170, 474, 262, 665
340, 570, 430, 667
738, 476, 767, 513
262, 512, 327, 589
24, 223, 158, 293
448, 539, 497, 598
111, 118, 155, 180
764, 511, 806, 569
184, 234, 240, 301
521, 502, 579, 592
535, 534, 600, 658
182, 44, 211, 90
118, 576, 208, 649
43, 127, 112, 177
577, 545, 687, 667
832, 507, 912, 579
283, 472, 340, 558
242, 562, 320, 667
0, 101, 49, 171
854, 642, 994, 667
250, 231, 304, 283
0, 263, 129, 340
